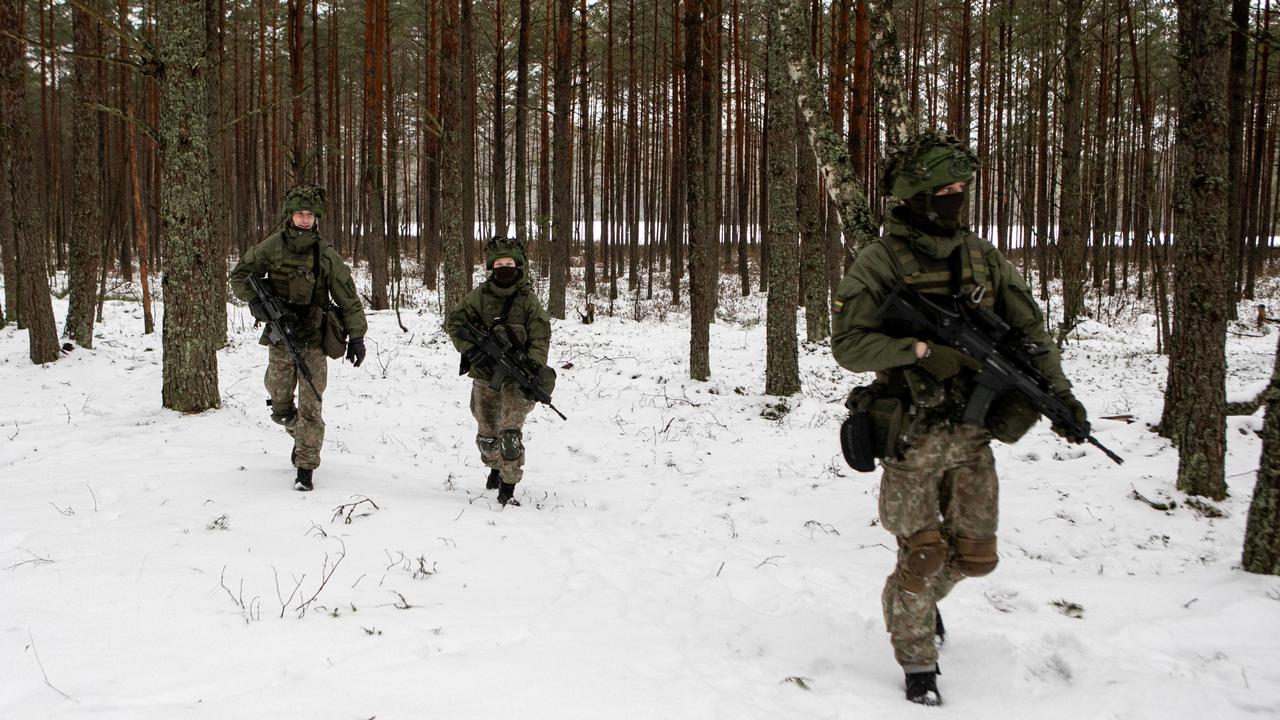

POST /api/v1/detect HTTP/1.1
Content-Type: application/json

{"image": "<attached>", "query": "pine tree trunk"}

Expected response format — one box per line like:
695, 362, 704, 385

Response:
65, 0, 104, 349
442, 0, 467, 315
158, 0, 220, 410
493, 0, 508, 235
667, 0, 683, 306
1243, 330, 1280, 575
361, 0, 389, 309
766, 2, 801, 397
686, 0, 711, 380
1161, 0, 1231, 500
1058, 0, 1087, 340
515, 0, 530, 245
1, 0, 59, 363
120, 0, 154, 334
578, 0, 595, 296
548, 0, 573, 319
462, 0, 477, 276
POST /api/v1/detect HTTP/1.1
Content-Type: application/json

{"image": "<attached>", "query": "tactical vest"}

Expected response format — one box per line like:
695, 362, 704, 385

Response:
262, 231, 330, 340
882, 231, 995, 310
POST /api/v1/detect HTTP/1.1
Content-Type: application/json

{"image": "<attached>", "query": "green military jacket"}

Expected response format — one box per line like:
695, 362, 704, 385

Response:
446, 277, 552, 382
831, 209, 1071, 404
228, 226, 368, 348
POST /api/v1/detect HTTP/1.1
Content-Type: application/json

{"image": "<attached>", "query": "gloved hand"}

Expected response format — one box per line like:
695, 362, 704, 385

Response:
346, 337, 366, 367
916, 343, 981, 380
248, 297, 271, 322
463, 346, 488, 367
1051, 391, 1090, 444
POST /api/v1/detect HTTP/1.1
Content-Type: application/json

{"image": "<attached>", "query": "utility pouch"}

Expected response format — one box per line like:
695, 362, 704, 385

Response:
841, 411, 878, 472
841, 386, 906, 472
985, 390, 1042, 443
287, 269, 316, 305
902, 365, 946, 409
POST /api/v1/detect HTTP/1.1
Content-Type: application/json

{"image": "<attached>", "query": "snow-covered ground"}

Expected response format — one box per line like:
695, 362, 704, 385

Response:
3, 272, 1280, 719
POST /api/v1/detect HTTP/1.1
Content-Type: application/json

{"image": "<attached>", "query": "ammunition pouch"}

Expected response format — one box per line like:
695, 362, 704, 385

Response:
902, 366, 946, 409
985, 391, 1041, 443
840, 385, 906, 472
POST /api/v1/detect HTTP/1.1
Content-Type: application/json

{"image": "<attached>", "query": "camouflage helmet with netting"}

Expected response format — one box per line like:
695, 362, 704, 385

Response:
282, 184, 327, 219
485, 236, 527, 269
881, 130, 978, 201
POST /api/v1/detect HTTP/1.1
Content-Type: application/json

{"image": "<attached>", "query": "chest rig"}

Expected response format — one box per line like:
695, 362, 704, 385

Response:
884, 231, 994, 310
265, 233, 329, 332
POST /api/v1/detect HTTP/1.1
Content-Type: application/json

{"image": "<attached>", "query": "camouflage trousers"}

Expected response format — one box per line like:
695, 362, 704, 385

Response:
265, 345, 328, 470
878, 423, 999, 672
470, 379, 536, 484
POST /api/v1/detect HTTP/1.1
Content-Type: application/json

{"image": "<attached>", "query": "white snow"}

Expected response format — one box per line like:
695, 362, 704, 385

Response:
3, 272, 1280, 719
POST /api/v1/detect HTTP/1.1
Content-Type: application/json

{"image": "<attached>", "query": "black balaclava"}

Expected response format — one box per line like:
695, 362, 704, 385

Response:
905, 189, 967, 234
492, 265, 522, 287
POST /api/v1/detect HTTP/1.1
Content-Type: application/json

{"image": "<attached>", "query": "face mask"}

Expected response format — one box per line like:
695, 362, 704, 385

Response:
929, 191, 966, 229
492, 266, 521, 287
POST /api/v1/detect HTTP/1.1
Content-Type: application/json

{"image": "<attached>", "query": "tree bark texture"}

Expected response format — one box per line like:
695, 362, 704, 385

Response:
779, 0, 877, 258
0, 0, 59, 363
1057, 0, 1087, 341
686, 0, 711, 380
441, 0, 467, 316
65, 0, 103, 349
548, 0, 573, 320
1162, 0, 1230, 500
765, 3, 801, 397
1243, 330, 1280, 575
158, 0, 221, 410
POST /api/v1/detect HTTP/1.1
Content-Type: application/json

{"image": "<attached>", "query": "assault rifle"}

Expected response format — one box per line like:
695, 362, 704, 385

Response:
456, 320, 567, 421
876, 284, 1123, 465
247, 274, 321, 401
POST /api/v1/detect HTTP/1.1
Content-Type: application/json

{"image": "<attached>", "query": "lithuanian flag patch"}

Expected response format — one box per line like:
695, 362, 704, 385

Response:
831, 298, 844, 314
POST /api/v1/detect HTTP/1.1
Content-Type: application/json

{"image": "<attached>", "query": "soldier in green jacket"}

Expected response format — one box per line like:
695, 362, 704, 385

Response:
228, 184, 369, 492
445, 237, 552, 507
830, 132, 1090, 706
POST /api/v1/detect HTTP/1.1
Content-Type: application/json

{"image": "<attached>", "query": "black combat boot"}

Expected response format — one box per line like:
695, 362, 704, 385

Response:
935, 605, 946, 646
905, 666, 942, 706
294, 468, 314, 492
497, 481, 521, 507
486, 468, 501, 490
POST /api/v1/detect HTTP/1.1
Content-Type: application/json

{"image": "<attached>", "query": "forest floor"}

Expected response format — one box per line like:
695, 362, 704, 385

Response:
3, 270, 1280, 719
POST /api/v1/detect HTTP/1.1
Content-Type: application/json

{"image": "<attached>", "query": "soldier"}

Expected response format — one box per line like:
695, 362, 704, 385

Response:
445, 237, 552, 507
229, 184, 368, 492
830, 131, 1090, 706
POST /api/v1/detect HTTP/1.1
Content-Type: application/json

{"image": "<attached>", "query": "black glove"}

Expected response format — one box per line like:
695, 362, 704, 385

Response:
463, 346, 489, 367
916, 343, 981, 380
1051, 391, 1090, 444
346, 337, 366, 367
248, 297, 271, 322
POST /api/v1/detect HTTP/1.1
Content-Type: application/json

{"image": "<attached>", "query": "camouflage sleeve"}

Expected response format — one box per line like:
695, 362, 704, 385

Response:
227, 241, 269, 303
987, 248, 1072, 394
326, 253, 368, 340
830, 244, 920, 373
522, 291, 552, 366
445, 289, 484, 353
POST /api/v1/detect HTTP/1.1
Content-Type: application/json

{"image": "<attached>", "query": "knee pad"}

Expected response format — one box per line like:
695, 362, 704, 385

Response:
953, 536, 998, 577
898, 529, 947, 593
498, 429, 524, 461
476, 435, 499, 456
